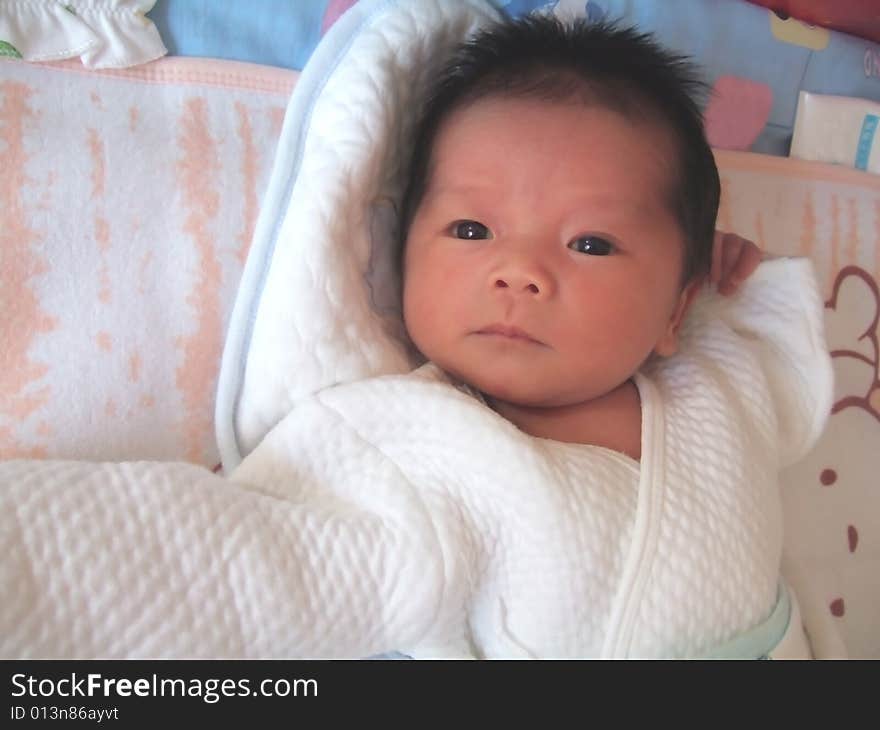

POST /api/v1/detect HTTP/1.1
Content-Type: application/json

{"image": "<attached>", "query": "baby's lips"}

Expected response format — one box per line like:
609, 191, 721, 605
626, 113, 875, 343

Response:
476, 323, 545, 345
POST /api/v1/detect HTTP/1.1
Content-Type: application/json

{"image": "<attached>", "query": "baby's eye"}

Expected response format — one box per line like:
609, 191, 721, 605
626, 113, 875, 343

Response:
567, 235, 614, 256
450, 220, 492, 240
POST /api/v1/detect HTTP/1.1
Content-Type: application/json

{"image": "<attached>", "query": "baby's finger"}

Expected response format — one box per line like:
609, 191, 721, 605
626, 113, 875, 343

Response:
720, 238, 762, 295
717, 233, 745, 292
710, 230, 726, 284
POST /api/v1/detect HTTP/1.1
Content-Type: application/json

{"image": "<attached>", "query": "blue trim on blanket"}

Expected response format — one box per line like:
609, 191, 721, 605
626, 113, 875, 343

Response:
695, 582, 791, 660
367, 583, 791, 660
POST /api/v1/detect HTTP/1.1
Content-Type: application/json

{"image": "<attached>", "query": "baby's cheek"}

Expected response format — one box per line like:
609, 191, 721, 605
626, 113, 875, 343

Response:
567, 285, 673, 361
402, 270, 439, 348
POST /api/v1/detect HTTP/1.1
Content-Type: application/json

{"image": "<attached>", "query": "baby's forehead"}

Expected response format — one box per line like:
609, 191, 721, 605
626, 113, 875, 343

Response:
424, 96, 681, 197
431, 92, 681, 162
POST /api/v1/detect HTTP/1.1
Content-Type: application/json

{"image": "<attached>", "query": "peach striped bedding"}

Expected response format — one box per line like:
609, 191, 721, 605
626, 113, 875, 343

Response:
0, 57, 296, 466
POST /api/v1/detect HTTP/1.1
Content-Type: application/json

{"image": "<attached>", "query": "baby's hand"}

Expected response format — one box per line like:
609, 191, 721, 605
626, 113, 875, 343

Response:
710, 230, 763, 296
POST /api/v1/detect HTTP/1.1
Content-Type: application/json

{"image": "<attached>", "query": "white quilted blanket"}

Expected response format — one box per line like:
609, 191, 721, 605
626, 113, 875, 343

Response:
0, 0, 838, 658
0, 259, 831, 658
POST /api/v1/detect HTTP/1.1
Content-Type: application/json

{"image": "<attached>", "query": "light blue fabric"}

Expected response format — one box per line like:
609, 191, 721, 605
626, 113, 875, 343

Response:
369, 583, 792, 660
368, 583, 792, 660
695, 582, 792, 660
584, 0, 880, 155
147, 0, 330, 70
150, 0, 880, 157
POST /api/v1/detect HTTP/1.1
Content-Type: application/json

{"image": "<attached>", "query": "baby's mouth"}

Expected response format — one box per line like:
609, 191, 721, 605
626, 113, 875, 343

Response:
473, 324, 547, 346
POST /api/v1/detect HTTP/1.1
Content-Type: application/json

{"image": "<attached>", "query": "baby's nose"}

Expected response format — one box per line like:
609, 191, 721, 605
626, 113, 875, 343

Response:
490, 259, 553, 298
493, 276, 540, 294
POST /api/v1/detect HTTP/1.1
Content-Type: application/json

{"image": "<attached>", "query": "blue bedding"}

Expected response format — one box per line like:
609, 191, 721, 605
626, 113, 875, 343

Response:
147, 0, 880, 155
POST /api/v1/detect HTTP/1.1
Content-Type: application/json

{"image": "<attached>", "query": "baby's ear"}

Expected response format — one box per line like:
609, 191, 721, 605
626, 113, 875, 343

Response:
653, 278, 704, 357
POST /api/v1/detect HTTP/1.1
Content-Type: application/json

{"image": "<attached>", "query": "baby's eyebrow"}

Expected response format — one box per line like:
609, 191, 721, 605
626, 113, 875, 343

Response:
415, 186, 493, 214
421, 182, 490, 199
419, 171, 674, 225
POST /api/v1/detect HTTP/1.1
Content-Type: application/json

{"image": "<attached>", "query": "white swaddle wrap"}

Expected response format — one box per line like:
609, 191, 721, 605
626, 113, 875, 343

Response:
0, 0, 834, 658
0, 259, 831, 658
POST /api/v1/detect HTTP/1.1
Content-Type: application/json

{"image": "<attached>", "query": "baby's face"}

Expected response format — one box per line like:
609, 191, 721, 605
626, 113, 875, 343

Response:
402, 96, 695, 409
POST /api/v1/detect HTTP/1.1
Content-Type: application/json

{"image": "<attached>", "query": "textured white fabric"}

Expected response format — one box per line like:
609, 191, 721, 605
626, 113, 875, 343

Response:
0, 0, 165, 68
0, 259, 832, 658
615, 259, 833, 657
216, 0, 504, 464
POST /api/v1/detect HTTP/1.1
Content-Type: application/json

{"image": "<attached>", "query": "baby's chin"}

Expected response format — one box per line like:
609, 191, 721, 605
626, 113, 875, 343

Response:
439, 355, 638, 411
444, 364, 582, 409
